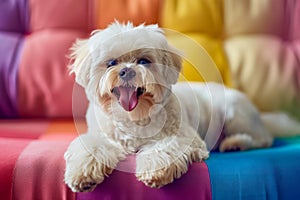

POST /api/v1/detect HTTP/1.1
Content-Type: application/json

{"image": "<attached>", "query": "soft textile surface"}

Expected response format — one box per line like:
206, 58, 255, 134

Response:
1, 0, 300, 199
0, 33, 24, 118
13, 140, 74, 200
0, 0, 29, 33
223, 0, 300, 113
0, 120, 76, 199
0, 138, 31, 200
0, 0, 299, 118
207, 139, 300, 200
1, 120, 300, 200
18, 31, 81, 117
77, 162, 211, 200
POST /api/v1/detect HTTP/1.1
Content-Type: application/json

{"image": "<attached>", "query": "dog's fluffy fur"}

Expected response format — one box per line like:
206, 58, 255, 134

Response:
64, 22, 298, 192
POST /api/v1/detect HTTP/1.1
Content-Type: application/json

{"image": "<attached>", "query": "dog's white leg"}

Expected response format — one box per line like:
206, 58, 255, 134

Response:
220, 92, 273, 152
64, 133, 125, 192
136, 127, 208, 188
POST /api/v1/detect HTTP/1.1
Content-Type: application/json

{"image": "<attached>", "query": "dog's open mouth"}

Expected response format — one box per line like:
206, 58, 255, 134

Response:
111, 86, 145, 112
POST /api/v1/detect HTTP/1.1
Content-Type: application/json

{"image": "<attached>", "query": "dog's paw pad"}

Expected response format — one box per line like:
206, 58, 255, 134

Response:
78, 181, 98, 192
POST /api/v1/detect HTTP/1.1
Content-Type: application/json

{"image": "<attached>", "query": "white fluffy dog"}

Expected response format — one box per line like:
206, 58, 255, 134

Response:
64, 22, 299, 192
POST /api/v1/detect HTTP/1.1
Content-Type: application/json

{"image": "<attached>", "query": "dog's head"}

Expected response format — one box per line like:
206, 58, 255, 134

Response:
70, 22, 182, 121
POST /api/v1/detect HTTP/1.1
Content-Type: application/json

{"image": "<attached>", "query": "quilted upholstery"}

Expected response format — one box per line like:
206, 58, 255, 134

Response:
224, 0, 300, 114
0, 0, 299, 119
1, 1, 300, 200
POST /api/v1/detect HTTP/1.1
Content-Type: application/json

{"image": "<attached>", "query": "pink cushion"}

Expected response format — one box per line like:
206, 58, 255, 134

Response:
29, 0, 93, 32
224, 0, 286, 37
18, 31, 86, 117
292, 0, 300, 39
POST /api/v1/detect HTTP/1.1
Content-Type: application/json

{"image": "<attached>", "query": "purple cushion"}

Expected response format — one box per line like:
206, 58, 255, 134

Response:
0, 0, 29, 33
0, 33, 24, 117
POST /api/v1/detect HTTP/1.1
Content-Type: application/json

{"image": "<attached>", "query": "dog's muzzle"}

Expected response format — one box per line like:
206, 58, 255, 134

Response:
112, 86, 145, 112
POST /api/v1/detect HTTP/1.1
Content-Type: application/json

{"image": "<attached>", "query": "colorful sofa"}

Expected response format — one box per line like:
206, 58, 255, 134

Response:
1, 0, 300, 199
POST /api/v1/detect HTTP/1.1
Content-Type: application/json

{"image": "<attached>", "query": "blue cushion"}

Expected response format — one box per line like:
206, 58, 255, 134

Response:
206, 137, 300, 200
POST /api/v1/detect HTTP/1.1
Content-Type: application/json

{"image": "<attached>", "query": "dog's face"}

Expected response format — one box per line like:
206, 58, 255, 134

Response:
70, 22, 182, 121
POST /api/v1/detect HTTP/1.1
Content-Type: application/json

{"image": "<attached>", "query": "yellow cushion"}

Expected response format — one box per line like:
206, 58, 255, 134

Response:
166, 33, 231, 85
161, 0, 230, 85
161, 0, 223, 36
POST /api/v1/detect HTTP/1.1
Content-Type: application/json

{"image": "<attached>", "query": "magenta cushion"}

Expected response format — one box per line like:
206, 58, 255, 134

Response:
78, 162, 212, 200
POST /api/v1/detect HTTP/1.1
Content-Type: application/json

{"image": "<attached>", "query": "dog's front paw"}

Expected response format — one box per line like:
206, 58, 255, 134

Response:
65, 173, 101, 192
64, 157, 113, 192
136, 152, 191, 188
136, 164, 179, 188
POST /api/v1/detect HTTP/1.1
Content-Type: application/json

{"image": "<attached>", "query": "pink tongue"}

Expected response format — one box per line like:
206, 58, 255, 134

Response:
118, 87, 138, 112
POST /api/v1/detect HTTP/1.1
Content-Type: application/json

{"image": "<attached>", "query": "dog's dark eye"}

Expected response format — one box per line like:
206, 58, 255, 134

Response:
137, 58, 151, 66
107, 59, 118, 68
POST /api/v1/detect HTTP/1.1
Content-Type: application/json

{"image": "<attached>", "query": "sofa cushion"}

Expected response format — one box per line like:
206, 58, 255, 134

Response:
224, 0, 300, 116
0, 0, 29, 33
0, 33, 24, 118
0, 0, 299, 118
18, 31, 84, 117
167, 32, 230, 84
95, 0, 160, 28
29, 0, 93, 32
161, 0, 223, 36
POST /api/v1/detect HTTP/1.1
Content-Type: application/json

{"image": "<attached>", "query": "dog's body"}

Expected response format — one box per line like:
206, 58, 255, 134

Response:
65, 82, 210, 192
173, 82, 275, 151
64, 22, 298, 192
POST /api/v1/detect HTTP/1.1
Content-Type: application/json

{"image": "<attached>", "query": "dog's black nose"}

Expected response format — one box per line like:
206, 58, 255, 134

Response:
119, 68, 136, 81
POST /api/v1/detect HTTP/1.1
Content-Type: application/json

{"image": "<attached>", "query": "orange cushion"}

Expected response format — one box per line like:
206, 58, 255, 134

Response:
95, 0, 160, 28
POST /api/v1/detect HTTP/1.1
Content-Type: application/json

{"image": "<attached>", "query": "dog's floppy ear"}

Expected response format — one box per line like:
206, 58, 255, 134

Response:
162, 46, 183, 85
69, 39, 92, 87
